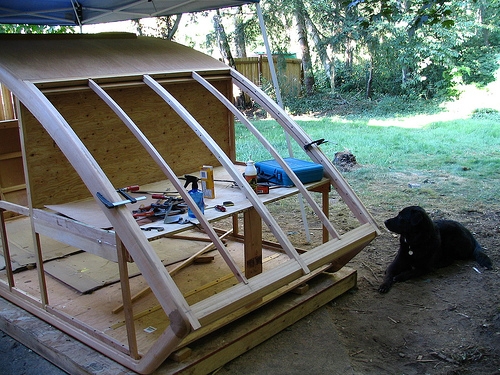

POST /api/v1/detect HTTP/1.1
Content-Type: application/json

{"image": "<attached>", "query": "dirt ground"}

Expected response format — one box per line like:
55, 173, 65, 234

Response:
326, 206, 500, 375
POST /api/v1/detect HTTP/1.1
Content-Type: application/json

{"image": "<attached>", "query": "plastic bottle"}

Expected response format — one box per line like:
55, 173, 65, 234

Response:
184, 175, 205, 218
244, 160, 258, 192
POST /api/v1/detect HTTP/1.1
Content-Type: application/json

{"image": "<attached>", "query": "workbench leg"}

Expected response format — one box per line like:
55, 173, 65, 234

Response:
116, 236, 140, 360
243, 208, 262, 278
232, 213, 239, 236
311, 183, 331, 243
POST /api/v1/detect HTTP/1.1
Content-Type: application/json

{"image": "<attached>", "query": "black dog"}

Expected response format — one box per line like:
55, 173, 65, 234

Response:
379, 206, 493, 293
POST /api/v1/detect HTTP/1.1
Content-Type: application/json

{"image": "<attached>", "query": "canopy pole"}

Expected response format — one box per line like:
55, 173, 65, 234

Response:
256, 2, 311, 243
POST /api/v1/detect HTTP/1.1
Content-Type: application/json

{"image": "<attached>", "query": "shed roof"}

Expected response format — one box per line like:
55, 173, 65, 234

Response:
0, 33, 229, 86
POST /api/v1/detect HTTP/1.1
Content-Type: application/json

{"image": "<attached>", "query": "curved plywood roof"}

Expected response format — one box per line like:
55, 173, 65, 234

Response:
0, 33, 229, 85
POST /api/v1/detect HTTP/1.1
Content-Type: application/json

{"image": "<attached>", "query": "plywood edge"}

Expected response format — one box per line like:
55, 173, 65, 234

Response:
0, 119, 18, 129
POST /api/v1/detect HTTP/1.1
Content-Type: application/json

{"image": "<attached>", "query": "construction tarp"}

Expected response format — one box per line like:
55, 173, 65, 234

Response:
0, 0, 259, 26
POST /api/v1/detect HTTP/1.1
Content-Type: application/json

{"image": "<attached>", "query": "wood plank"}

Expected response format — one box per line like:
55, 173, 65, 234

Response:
0, 35, 229, 83
116, 237, 140, 360
0, 296, 137, 375
33, 208, 118, 262
0, 151, 22, 161
191, 224, 376, 324
0, 183, 26, 194
0, 209, 14, 287
0, 200, 29, 216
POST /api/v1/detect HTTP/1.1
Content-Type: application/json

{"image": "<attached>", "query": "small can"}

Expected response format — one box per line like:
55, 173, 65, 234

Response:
200, 165, 215, 199
256, 184, 269, 194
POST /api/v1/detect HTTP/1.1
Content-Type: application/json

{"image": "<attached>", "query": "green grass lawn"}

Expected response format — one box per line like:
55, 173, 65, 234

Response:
235, 92, 500, 214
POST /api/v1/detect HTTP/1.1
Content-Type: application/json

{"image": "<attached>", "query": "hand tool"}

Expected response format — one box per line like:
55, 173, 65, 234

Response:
140, 226, 164, 232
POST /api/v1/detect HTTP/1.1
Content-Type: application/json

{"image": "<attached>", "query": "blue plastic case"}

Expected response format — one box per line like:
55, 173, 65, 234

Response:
255, 158, 324, 186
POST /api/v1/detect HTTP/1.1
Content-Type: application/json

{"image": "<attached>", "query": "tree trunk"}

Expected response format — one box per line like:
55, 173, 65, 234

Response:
213, 10, 236, 68
366, 58, 373, 99
132, 19, 143, 36
234, 7, 247, 58
304, 11, 335, 92
132, 16, 181, 40
293, 0, 315, 95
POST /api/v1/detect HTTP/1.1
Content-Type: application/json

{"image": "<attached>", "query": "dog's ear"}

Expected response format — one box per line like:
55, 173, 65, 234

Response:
410, 209, 423, 226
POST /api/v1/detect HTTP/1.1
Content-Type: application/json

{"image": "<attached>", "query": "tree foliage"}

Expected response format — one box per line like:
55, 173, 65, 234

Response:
207, 0, 499, 100
0, 24, 74, 34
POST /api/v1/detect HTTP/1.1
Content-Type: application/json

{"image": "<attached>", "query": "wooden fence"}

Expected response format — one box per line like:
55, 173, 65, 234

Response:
234, 56, 303, 99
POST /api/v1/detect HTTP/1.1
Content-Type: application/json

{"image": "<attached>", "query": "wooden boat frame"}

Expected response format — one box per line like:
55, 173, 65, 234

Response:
0, 34, 379, 374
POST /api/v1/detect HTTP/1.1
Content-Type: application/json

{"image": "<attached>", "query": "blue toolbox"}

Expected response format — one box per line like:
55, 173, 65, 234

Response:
255, 157, 324, 186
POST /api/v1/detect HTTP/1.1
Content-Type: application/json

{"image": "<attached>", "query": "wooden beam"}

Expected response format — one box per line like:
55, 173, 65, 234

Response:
0, 200, 29, 216
0, 209, 15, 288
191, 224, 376, 325
116, 236, 139, 360
32, 208, 118, 262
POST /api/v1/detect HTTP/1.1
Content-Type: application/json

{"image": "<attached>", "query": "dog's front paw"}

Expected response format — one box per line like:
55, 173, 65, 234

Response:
378, 281, 393, 294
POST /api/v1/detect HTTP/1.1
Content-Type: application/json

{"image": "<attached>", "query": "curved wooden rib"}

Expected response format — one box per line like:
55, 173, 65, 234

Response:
88, 79, 247, 284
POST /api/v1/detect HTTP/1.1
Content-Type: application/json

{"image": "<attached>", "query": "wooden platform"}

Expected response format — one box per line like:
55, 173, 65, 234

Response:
0, 267, 356, 375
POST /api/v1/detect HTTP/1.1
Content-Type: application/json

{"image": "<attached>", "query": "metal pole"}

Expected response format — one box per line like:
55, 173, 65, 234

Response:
255, 2, 311, 243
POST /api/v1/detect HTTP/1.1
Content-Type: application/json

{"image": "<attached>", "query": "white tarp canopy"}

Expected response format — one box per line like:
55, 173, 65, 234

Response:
0, 0, 259, 26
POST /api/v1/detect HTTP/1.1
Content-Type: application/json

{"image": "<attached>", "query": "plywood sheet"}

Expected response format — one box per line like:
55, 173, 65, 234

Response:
0, 34, 228, 83
1, 216, 78, 272
43, 236, 211, 293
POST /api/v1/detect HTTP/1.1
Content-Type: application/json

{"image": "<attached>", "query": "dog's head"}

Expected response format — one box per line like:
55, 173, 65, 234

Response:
384, 206, 432, 236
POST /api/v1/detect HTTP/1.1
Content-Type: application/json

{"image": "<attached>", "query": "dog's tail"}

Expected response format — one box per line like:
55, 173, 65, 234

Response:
473, 242, 493, 270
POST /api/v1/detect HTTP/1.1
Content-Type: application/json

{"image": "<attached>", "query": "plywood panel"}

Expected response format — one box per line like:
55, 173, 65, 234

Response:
21, 78, 234, 208
0, 34, 228, 84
